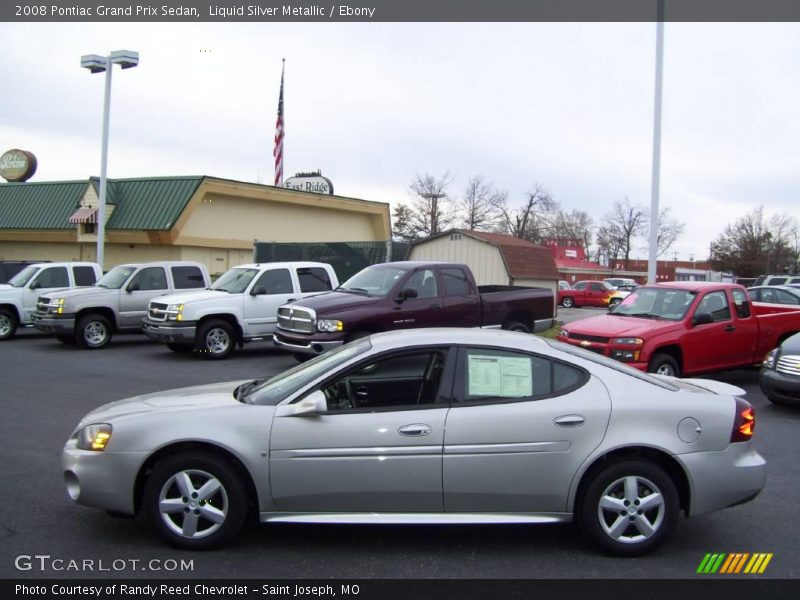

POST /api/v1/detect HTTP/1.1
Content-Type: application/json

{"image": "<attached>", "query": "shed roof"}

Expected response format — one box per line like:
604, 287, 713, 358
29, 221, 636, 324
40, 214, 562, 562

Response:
0, 180, 88, 229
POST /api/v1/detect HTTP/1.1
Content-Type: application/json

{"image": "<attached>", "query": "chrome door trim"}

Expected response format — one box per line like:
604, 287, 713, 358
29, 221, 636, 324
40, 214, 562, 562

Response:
444, 441, 570, 455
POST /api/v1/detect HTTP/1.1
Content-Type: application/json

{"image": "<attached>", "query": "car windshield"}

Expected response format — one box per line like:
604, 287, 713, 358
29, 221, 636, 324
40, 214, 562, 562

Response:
611, 287, 697, 321
95, 265, 137, 289
337, 266, 409, 297
246, 339, 372, 405
7, 265, 40, 288
211, 268, 259, 293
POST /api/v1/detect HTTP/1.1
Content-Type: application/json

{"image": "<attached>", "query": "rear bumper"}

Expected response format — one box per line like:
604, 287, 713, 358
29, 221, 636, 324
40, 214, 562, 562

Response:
759, 368, 800, 405
533, 317, 557, 333
141, 318, 197, 345
32, 314, 75, 334
678, 443, 767, 517
273, 331, 344, 356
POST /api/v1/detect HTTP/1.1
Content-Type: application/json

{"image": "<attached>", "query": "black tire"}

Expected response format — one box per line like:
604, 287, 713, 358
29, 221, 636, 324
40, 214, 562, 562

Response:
0, 308, 18, 340
609, 298, 621, 308
293, 353, 311, 363
502, 320, 531, 334
648, 353, 680, 378
76, 313, 112, 349
561, 297, 575, 308
167, 343, 194, 353
55, 333, 75, 345
578, 459, 679, 556
143, 451, 249, 550
196, 319, 236, 360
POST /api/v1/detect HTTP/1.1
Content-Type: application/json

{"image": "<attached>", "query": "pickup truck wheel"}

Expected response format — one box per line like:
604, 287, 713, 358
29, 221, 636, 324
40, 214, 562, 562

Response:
578, 459, 679, 556
0, 308, 18, 340
648, 353, 680, 378
167, 343, 194, 354
502, 320, 531, 334
197, 320, 236, 360
76, 314, 112, 349
561, 297, 575, 308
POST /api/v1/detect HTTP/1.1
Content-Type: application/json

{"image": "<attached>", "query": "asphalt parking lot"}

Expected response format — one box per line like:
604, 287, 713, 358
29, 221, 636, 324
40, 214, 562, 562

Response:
1, 325, 798, 580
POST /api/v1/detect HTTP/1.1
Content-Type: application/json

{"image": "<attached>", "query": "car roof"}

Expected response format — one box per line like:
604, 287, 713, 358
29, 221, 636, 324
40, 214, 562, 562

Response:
653, 281, 736, 292
368, 327, 551, 352
233, 262, 332, 269
750, 285, 800, 295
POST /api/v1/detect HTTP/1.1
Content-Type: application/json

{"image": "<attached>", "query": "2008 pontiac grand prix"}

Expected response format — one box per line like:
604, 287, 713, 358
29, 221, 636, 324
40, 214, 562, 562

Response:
63, 328, 766, 555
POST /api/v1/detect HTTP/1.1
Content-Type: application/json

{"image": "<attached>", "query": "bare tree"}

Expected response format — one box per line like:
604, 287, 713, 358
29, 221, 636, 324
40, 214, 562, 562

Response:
547, 209, 594, 253
459, 175, 504, 231
655, 207, 685, 258
495, 184, 558, 243
392, 172, 456, 242
597, 198, 648, 269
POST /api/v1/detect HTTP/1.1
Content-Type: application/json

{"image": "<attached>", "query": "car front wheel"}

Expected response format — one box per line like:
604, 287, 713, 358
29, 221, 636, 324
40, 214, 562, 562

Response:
0, 308, 18, 340
578, 459, 679, 556
143, 452, 249, 550
197, 320, 236, 360
76, 313, 112, 349
648, 353, 680, 378
561, 297, 574, 308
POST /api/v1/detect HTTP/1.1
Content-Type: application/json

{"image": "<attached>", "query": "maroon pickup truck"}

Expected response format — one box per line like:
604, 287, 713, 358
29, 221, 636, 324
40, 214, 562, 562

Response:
273, 261, 556, 358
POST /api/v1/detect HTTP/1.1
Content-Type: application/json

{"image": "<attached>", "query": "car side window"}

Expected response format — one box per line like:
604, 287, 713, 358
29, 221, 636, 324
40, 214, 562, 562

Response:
254, 269, 293, 294
441, 267, 473, 297
575, 282, 587, 291
297, 267, 333, 293
698, 291, 731, 322
405, 269, 438, 299
129, 267, 168, 291
459, 348, 556, 402
777, 290, 800, 305
32, 266, 69, 288
171, 266, 206, 289
590, 283, 605, 292
320, 349, 449, 411
72, 266, 97, 286
731, 289, 751, 318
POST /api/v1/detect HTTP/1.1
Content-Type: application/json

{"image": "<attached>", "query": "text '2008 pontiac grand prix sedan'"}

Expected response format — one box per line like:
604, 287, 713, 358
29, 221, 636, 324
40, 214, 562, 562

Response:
63, 328, 766, 556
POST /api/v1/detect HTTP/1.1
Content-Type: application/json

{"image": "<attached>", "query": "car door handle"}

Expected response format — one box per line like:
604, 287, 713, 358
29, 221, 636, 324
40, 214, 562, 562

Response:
554, 415, 585, 427
398, 423, 432, 436
725, 325, 736, 332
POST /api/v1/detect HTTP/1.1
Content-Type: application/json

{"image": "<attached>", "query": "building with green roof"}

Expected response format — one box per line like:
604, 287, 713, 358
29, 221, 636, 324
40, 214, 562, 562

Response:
0, 176, 391, 274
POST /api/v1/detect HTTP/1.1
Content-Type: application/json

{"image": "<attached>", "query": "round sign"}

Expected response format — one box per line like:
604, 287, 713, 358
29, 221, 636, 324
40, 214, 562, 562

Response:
283, 172, 334, 195
0, 149, 38, 182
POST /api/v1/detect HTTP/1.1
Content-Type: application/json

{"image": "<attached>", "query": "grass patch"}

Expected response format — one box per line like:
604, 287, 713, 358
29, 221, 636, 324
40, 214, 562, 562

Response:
534, 325, 560, 339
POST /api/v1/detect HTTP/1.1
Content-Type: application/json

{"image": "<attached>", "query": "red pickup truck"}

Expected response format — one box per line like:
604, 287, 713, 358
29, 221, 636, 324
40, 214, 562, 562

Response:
558, 280, 614, 308
557, 281, 800, 377
273, 261, 556, 358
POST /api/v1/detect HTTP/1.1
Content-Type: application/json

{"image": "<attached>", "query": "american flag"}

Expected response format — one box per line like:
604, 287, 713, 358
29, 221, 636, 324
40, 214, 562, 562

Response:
273, 60, 285, 186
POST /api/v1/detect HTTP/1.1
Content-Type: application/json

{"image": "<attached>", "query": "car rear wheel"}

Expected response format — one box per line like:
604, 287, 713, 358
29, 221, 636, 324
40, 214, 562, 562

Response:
578, 459, 679, 556
197, 320, 236, 360
144, 451, 249, 550
561, 297, 574, 308
76, 313, 112, 349
502, 320, 531, 334
648, 353, 680, 378
0, 308, 18, 340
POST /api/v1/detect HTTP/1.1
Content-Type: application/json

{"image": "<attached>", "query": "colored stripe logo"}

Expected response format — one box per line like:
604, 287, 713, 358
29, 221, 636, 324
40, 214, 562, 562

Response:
697, 553, 773, 574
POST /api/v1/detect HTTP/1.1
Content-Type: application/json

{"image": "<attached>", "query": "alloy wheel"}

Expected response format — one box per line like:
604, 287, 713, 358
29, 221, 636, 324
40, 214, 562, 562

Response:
596, 475, 665, 544
157, 469, 229, 539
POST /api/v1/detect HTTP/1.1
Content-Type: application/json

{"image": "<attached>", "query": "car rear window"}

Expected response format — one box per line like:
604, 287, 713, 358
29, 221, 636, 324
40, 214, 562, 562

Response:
72, 266, 98, 286
172, 266, 206, 289
297, 267, 333, 293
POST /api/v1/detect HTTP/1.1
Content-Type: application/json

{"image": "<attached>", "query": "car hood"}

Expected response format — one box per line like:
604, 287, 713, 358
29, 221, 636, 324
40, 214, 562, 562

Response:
0, 285, 21, 296
655, 376, 746, 397
152, 289, 227, 305
291, 291, 381, 314
41, 287, 116, 300
565, 314, 679, 337
79, 380, 247, 424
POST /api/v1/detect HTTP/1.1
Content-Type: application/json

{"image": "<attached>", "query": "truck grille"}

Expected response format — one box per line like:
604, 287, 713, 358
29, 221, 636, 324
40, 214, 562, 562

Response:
777, 355, 800, 376
36, 297, 51, 313
149, 302, 169, 322
277, 306, 315, 333
568, 333, 610, 344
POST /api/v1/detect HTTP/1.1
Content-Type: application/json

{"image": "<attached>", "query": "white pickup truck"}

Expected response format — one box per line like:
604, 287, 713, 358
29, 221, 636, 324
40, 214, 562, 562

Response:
142, 262, 339, 359
33, 261, 211, 348
0, 262, 101, 340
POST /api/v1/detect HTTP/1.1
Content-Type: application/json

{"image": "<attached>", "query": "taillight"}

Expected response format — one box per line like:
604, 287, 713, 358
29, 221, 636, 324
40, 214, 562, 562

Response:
730, 397, 756, 443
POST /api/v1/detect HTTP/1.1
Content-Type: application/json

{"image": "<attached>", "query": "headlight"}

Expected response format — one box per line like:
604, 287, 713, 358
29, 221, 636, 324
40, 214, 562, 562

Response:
762, 348, 779, 369
166, 304, 184, 321
558, 329, 569, 338
317, 319, 343, 333
47, 298, 66, 314
612, 337, 643, 345
76, 423, 113, 451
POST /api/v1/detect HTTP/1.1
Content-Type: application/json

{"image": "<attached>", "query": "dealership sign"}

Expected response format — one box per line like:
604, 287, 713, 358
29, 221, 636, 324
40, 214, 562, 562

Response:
283, 171, 334, 195
0, 149, 38, 182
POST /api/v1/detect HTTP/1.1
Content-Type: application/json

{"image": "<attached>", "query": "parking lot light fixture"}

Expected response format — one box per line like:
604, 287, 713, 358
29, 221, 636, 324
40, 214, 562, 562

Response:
80, 49, 139, 270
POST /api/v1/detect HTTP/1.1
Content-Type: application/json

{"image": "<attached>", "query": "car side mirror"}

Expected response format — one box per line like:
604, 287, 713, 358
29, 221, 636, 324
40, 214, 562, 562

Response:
288, 390, 327, 416
29, 280, 41, 290
126, 282, 140, 293
397, 288, 418, 302
693, 312, 713, 326
250, 285, 266, 296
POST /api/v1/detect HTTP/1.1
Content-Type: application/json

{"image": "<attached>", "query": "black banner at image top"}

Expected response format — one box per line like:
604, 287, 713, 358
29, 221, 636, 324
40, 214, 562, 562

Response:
4, 0, 800, 22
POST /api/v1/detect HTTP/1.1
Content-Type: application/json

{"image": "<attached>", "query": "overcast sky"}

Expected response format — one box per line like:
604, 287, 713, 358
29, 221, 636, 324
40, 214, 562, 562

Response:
1, 21, 798, 261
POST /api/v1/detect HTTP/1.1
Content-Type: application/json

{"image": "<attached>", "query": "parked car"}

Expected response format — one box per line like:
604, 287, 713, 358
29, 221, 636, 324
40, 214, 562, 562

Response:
606, 286, 637, 309
273, 261, 556, 359
603, 277, 637, 289
747, 285, 800, 306
558, 280, 614, 308
62, 328, 765, 555
759, 332, 800, 406
142, 262, 339, 359
557, 282, 800, 377
0, 262, 101, 340
753, 273, 800, 287
0, 260, 48, 284
33, 261, 210, 348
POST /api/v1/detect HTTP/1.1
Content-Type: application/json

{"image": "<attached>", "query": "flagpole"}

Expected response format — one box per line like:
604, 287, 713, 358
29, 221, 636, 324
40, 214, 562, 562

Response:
274, 58, 285, 186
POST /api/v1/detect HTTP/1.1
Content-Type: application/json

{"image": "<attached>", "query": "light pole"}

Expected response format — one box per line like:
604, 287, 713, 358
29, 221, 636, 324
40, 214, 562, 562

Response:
647, 0, 665, 284
81, 50, 139, 270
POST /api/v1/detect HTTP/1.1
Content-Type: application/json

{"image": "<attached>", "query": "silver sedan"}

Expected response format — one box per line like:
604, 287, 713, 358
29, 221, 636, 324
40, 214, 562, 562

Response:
63, 328, 766, 555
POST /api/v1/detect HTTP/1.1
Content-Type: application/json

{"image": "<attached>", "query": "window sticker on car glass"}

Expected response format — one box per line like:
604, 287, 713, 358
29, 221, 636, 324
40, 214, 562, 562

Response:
468, 355, 532, 397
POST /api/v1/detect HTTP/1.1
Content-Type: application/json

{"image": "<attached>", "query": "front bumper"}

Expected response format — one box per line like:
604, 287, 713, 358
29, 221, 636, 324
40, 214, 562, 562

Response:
62, 441, 147, 515
273, 331, 344, 356
758, 367, 800, 405
32, 313, 75, 334
678, 442, 767, 517
556, 336, 649, 371
142, 318, 197, 345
